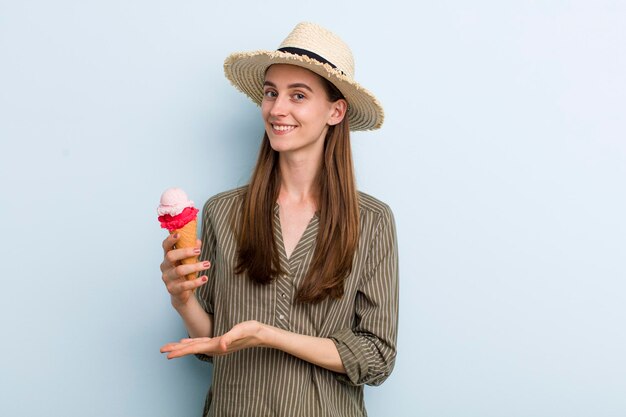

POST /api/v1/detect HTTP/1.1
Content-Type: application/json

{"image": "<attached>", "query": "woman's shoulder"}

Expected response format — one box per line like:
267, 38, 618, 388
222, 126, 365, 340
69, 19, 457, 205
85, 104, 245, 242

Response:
356, 191, 397, 250
357, 190, 394, 219
202, 185, 247, 216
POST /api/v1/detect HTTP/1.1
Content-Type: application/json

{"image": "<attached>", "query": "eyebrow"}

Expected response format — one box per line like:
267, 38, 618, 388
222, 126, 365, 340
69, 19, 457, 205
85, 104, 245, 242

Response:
263, 81, 314, 93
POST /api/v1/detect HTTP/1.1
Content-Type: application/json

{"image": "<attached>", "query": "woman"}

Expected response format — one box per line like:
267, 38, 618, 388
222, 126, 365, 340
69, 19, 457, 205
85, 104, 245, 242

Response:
160, 22, 399, 417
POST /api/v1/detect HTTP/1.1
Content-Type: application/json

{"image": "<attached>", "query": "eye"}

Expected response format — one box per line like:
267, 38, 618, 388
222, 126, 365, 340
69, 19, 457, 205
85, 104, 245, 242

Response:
263, 90, 277, 99
292, 92, 305, 101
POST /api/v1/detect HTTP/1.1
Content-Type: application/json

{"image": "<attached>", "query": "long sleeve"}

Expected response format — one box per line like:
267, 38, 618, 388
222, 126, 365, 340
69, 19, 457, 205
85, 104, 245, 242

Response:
330, 205, 399, 386
193, 197, 219, 363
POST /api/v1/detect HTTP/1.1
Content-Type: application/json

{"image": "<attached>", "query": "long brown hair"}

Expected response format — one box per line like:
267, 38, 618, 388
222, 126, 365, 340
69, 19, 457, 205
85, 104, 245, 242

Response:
235, 77, 359, 304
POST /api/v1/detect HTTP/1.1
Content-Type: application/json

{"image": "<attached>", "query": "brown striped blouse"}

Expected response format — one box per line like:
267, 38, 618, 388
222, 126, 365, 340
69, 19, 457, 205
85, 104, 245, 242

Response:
195, 187, 399, 417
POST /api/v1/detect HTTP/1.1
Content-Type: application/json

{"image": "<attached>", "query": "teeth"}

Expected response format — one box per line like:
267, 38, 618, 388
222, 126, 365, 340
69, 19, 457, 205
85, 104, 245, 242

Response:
273, 124, 295, 132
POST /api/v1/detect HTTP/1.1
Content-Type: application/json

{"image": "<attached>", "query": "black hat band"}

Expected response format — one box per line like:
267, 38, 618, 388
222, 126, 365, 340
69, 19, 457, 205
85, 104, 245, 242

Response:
277, 47, 344, 75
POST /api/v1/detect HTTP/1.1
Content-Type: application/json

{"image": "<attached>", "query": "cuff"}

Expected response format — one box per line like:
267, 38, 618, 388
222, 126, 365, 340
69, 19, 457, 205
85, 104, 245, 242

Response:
195, 353, 213, 363
329, 327, 368, 386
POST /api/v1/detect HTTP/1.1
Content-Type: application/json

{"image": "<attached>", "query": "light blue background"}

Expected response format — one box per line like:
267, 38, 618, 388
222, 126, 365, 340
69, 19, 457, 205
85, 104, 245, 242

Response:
1, 1, 625, 416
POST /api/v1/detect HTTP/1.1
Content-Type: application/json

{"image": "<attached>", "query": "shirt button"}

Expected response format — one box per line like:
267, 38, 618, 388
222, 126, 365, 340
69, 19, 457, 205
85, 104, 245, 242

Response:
278, 314, 285, 320
281, 293, 287, 298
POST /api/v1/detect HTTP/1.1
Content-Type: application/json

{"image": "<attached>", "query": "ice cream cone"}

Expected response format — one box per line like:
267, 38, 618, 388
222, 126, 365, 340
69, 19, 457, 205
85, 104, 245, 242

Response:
172, 219, 198, 281
158, 187, 200, 283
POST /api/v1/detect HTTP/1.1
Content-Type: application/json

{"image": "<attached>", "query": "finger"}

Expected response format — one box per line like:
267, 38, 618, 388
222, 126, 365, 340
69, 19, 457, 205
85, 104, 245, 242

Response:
160, 343, 179, 353
166, 276, 208, 297
160, 337, 199, 351
161, 343, 189, 354
165, 246, 202, 266
216, 322, 261, 352
164, 261, 210, 283
159, 338, 203, 353
175, 275, 209, 292
219, 337, 230, 352
162, 233, 180, 253
177, 260, 211, 277
166, 350, 191, 359
163, 338, 220, 359
216, 328, 244, 353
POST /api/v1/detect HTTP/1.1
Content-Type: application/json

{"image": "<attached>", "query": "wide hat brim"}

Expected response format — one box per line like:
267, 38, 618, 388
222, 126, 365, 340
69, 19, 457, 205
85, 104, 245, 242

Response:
224, 50, 384, 131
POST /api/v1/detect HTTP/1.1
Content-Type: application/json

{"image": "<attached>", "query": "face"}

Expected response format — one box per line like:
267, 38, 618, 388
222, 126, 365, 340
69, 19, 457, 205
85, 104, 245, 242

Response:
261, 64, 347, 158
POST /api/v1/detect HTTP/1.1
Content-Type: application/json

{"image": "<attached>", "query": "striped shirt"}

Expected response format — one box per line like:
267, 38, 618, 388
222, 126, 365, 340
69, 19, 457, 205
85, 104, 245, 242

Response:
195, 187, 399, 417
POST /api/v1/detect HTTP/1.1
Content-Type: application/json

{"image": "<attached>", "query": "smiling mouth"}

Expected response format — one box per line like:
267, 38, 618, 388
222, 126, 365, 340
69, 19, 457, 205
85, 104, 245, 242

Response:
271, 124, 296, 133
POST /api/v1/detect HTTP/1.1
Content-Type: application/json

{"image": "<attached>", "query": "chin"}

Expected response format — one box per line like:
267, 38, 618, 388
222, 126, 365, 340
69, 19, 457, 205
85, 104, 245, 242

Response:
267, 138, 289, 153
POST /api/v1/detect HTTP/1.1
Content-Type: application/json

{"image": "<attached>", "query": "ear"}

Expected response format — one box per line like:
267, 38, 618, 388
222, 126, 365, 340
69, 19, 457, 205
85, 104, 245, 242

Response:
327, 99, 348, 126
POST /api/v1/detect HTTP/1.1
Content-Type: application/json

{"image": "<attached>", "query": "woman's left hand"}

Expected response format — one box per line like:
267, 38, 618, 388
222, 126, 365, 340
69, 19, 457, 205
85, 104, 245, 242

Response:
160, 320, 267, 359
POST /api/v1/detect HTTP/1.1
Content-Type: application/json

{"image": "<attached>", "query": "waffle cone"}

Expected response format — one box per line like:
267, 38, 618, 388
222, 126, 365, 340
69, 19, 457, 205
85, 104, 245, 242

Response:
172, 219, 198, 281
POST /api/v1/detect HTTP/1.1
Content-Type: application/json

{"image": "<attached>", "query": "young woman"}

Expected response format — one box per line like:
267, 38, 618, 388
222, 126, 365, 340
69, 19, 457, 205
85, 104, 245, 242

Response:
159, 22, 399, 417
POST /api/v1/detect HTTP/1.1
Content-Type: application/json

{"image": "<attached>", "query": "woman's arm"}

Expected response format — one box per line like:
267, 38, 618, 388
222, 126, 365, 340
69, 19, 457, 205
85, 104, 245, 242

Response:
160, 320, 345, 374
172, 294, 214, 339
264, 324, 345, 374
161, 233, 214, 338
329, 206, 399, 386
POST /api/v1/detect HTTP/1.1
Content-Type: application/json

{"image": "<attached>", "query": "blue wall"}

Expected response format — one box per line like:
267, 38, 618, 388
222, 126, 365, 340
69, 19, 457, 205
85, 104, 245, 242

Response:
1, 1, 625, 416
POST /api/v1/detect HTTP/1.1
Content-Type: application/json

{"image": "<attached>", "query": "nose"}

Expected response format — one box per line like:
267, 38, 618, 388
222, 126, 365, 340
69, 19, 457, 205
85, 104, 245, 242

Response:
268, 94, 289, 118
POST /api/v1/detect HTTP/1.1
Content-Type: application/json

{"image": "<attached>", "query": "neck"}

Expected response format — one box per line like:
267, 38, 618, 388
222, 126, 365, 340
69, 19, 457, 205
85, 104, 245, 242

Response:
277, 152, 321, 204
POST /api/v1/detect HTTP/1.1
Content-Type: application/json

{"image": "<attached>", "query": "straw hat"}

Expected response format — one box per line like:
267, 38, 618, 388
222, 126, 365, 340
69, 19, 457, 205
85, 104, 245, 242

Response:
223, 22, 384, 131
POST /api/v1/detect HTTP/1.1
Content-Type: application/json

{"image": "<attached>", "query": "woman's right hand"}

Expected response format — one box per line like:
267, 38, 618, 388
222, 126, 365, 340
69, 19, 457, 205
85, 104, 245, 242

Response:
160, 234, 211, 309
